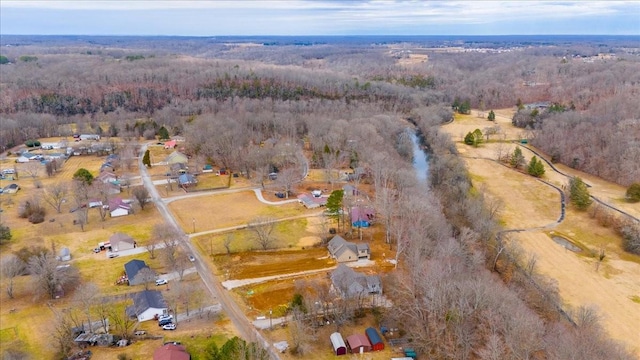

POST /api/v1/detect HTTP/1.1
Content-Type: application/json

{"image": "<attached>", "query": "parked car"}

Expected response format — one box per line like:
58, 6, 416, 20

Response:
133, 330, 146, 336
107, 252, 119, 258
158, 314, 173, 322
162, 323, 176, 330
188, 255, 196, 262
155, 278, 168, 286
158, 318, 173, 326
93, 247, 101, 253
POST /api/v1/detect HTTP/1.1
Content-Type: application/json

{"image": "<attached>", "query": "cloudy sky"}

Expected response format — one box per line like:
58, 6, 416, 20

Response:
1, 0, 638, 36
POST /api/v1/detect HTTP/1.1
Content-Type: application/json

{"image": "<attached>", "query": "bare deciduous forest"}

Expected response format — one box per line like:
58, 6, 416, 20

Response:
1, 35, 638, 359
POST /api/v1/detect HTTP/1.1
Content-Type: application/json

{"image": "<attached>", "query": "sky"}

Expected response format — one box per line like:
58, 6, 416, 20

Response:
0, 0, 639, 36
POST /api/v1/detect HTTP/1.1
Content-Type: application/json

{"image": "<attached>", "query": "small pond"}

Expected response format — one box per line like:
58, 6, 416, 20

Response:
552, 236, 582, 253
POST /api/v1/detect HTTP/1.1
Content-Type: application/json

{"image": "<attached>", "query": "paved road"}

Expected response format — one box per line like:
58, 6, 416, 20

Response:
138, 143, 281, 359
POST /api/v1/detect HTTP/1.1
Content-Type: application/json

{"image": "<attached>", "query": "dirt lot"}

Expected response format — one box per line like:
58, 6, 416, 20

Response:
442, 110, 640, 354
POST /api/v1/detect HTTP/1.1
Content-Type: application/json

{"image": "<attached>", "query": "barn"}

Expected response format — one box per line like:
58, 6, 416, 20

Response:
365, 327, 384, 351
330, 332, 347, 356
346, 334, 371, 353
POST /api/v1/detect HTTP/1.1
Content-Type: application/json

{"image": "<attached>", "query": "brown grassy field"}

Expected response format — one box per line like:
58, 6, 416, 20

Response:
442, 110, 640, 355
168, 191, 306, 232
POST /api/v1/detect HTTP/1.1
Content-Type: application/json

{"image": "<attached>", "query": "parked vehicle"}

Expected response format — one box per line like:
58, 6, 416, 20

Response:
158, 314, 173, 322
162, 323, 176, 330
107, 252, 119, 258
134, 330, 146, 336
188, 255, 196, 262
155, 278, 168, 286
93, 247, 101, 253
158, 318, 173, 326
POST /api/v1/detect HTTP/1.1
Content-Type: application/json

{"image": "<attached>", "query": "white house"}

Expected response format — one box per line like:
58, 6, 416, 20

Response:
125, 290, 168, 322
109, 198, 132, 217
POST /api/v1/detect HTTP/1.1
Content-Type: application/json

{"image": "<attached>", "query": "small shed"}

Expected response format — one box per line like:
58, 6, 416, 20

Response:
330, 332, 347, 356
346, 334, 371, 353
59, 247, 71, 262
365, 327, 384, 351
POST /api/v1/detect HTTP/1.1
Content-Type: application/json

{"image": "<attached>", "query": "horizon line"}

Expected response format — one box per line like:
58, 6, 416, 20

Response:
2, 34, 638, 37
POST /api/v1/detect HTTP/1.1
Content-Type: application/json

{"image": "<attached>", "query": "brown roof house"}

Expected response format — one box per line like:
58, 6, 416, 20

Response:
330, 264, 382, 299
327, 235, 370, 263
153, 343, 190, 360
110, 233, 136, 252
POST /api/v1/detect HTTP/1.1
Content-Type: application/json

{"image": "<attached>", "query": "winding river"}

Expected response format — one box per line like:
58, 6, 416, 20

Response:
410, 131, 429, 184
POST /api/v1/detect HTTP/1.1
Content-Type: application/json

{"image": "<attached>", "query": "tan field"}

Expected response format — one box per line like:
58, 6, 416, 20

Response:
442, 110, 640, 355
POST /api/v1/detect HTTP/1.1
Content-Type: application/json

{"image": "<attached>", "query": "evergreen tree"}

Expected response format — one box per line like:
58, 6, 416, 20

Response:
458, 99, 471, 114
487, 110, 496, 121
510, 147, 525, 169
108, 124, 119, 137
142, 149, 151, 168
464, 129, 483, 147
158, 126, 170, 140
527, 156, 545, 177
464, 131, 475, 146
326, 190, 344, 231
569, 177, 592, 210
626, 183, 640, 203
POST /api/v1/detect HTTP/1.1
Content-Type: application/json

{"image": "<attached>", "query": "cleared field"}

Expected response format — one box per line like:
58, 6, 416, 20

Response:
168, 190, 305, 232
442, 110, 640, 355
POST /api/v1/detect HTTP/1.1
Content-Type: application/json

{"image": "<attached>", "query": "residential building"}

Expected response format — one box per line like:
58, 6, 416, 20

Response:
327, 235, 370, 263
124, 259, 151, 286
126, 290, 168, 322
330, 264, 382, 299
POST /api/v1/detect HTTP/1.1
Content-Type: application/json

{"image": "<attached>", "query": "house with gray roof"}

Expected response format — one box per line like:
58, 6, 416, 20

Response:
124, 259, 151, 286
126, 290, 168, 322
327, 235, 370, 263
330, 264, 382, 299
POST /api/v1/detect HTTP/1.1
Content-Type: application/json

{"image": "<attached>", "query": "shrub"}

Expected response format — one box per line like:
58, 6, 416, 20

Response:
0, 224, 11, 244
18, 198, 46, 224
626, 183, 640, 203
28, 212, 45, 224
14, 245, 49, 264
25, 139, 41, 147
620, 223, 640, 255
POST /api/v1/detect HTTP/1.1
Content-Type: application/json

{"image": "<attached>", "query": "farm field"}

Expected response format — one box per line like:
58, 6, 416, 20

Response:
442, 110, 640, 355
